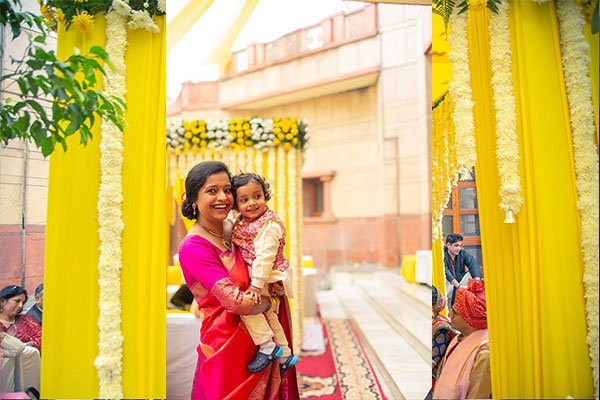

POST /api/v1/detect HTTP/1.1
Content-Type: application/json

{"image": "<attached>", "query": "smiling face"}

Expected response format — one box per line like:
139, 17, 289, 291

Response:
0, 293, 26, 319
235, 181, 267, 221
194, 172, 234, 227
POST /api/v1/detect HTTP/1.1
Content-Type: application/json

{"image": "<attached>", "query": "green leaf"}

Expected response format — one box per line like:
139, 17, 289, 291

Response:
433, 0, 456, 31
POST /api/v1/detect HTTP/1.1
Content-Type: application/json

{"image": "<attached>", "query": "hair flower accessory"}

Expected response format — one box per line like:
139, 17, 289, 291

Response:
181, 192, 187, 202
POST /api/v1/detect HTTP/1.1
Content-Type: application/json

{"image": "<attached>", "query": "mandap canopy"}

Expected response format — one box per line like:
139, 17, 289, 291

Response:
432, 1, 598, 399
41, 1, 166, 398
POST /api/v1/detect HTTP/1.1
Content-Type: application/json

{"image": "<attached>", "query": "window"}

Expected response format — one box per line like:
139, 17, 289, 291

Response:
303, 170, 335, 221
442, 171, 483, 268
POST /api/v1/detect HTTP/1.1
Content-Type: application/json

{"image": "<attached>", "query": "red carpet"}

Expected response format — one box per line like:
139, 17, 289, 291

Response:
296, 319, 387, 400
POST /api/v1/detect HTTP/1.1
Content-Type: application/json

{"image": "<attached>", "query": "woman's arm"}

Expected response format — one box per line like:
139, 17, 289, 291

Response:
18, 315, 42, 350
180, 236, 272, 316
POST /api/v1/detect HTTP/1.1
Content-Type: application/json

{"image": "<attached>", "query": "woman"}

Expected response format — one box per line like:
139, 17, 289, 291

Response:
0, 285, 42, 393
178, 161, 299, 400
432, 285, 456, 391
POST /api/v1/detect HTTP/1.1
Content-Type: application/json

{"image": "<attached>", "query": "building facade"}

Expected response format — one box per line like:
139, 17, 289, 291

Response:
168, 3, 432, 285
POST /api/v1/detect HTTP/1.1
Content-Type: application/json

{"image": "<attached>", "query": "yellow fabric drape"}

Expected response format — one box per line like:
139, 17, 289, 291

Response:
431, 233, 446, 301
42, 16, 166, 398
466, 3, 595, 398
166, 0, 215, 53
205, 0, 259, 67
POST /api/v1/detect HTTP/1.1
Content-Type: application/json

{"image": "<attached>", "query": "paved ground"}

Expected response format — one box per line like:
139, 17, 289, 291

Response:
315, 267, 430, 400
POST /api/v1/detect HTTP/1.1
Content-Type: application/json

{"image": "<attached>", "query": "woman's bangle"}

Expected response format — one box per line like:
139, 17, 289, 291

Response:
268, 296, 277, 312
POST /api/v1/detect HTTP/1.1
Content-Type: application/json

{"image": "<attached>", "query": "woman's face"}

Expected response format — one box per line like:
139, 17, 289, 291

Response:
194, 172, 233, 224
0, 293, 26, 318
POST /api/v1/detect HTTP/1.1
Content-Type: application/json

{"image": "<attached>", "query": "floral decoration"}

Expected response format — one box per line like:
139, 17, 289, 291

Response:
488, 0, 522, 224
93, 9, 127, 399
556, 1, 599, 397
447, 7, 477, 180
40, 0, 164, 33
166, 117, 309, 156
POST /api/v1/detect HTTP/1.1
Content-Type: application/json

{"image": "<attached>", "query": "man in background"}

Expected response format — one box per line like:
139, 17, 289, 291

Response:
444, 234, 482, 307
26, 284, 43, 327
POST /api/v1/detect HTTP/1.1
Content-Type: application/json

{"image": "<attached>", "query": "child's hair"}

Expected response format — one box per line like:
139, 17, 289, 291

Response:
231, 172, 272, 207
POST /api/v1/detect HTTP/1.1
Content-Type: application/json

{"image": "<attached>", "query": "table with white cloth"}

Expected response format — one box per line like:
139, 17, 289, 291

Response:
166, 311, 202, 400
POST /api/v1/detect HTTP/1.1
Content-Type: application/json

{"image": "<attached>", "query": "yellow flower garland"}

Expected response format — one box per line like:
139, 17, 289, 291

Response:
95, 10, 126, 399
556, 1, 600, 397
489, 0, 522, 224
432, 94, 458, 240
448, 9, 477, 180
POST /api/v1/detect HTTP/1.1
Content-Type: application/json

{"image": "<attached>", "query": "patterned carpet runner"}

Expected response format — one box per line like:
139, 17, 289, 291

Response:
297, 319, 387, 400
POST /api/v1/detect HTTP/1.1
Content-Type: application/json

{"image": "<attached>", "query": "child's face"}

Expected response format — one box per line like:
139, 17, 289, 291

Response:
235, 181, 267, 220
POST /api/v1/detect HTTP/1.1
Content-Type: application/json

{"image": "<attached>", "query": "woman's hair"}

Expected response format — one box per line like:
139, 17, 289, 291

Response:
231, 172, 272, 207
0, 285, 28, 301
181, 161, 232, 220
432, 285, 440, 306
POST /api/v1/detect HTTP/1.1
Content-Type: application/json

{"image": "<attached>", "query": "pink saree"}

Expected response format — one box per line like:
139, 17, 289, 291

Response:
179, 235, 299, 400
432, 329, 488, 399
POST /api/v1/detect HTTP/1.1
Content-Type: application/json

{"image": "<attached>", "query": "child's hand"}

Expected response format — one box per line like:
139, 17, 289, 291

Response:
268, 281, 285, 297
245, 285, 262, 304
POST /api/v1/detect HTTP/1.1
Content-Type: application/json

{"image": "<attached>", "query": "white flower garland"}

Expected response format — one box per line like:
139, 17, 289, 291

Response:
556, 1, 600, 397
448, 9, 477, 179
489, 0, 522, 224
94, 9, 127, 399
267, 147, 276, 207
287, 148, 297, 299
276, 146, 287, 223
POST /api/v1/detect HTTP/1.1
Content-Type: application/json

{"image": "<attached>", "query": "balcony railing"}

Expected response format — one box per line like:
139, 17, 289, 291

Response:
224, 4, 378, 78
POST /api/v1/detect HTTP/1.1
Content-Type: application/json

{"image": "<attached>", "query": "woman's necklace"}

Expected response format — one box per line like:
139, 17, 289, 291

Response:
199, 222, 231, 251
0, 316, 15, 326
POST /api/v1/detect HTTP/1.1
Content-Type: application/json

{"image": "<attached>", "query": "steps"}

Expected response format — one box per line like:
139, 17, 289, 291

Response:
316, 268, 431, 400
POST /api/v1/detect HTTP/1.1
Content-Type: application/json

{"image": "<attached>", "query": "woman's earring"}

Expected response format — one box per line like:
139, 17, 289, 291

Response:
192, 204, 197, 218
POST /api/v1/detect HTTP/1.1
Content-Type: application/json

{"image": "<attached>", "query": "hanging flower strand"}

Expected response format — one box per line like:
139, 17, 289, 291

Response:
447, 7, 477, 180
94, 7, 127, 399
556, 1, 600, 397
488, 0, 522, 224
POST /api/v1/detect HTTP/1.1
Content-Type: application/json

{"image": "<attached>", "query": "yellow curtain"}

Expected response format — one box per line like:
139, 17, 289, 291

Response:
166, 0, 215, 53
466, 3, 595, 398
42, 16, 166, 398
205, 0, 260, 67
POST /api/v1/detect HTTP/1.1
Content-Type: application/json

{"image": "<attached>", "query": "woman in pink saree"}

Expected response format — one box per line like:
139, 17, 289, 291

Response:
178, 161, 299, 400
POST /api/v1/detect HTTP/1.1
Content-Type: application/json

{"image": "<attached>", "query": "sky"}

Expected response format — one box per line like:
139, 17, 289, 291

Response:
166, 0, 365, 99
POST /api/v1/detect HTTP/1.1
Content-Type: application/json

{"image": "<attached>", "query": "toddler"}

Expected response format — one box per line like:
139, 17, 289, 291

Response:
231, 172, 298, 376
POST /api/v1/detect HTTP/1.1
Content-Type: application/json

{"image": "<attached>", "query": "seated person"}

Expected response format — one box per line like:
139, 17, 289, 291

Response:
0, 285, 41, 395
26, 284, 43, 327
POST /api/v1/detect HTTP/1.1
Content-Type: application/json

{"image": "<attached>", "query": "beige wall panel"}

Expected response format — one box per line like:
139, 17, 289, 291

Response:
0, 183, 23, 225
26, 185, 48, 225
27, 158, 49, 180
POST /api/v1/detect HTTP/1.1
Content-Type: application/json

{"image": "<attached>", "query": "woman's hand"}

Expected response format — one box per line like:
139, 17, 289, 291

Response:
268, 281, 285, 297
245, 285, 262, 305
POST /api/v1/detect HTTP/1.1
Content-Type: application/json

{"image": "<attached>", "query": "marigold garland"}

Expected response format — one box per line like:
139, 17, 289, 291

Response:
41, 0, 164, 33
447, 8, 477, 180
488, 0, 522, 224
94, 9, 127, 399
556, 1, 600, 397
166, 117, 308, 157
432, 94, 458, 240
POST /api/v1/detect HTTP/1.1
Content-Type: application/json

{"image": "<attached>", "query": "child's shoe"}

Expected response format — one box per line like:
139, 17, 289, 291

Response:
279, 355, 298, 376
247, 345, 283, 373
